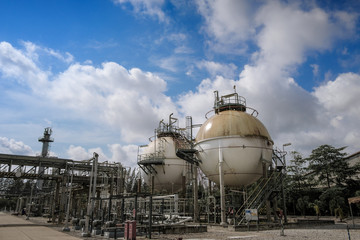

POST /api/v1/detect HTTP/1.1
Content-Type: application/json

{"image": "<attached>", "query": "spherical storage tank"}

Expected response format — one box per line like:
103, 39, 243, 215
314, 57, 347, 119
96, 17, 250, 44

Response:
139, 116, 187, 193
194, 91, 273, 187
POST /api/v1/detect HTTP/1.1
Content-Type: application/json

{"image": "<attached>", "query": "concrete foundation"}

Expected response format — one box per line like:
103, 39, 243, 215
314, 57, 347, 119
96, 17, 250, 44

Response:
230, 219, 335, 231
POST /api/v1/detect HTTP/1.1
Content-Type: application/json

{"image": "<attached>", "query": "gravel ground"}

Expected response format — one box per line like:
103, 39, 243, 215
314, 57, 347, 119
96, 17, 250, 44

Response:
159, 224, 360, 240
8, 213, 360, 240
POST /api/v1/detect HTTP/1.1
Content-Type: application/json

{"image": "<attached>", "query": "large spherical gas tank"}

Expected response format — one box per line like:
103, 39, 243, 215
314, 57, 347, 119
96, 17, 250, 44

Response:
141, 136, 187, 193
194, 110, 273, 187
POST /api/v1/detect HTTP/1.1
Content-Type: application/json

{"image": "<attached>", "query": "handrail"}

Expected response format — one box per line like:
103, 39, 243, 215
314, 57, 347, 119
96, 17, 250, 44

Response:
205, 105, 259, 119
235, 170, 282, 225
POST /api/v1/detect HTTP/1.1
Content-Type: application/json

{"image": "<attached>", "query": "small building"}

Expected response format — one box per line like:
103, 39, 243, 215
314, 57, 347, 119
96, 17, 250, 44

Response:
345, 151, 360, 179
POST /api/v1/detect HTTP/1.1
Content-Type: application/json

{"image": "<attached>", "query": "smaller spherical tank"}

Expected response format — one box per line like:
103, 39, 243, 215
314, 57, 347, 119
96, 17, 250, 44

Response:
140, 135, 187, 193
194, 92, 273, 187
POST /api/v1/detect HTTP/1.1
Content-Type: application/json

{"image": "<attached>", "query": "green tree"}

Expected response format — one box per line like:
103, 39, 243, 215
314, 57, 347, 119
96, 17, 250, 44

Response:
6, 179, 25, 195
319, 187, 345, 216
286, 151, 304, 215
296, 196, 310, 217
287, 151, 308, 192
306, 145, 350, 188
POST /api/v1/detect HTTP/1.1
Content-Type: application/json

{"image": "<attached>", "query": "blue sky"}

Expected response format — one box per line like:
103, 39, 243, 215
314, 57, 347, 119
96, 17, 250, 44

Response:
1, 0, 360, 167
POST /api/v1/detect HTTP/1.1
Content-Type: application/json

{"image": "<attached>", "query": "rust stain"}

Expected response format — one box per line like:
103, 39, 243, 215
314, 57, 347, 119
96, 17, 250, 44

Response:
196, 110, 272, 142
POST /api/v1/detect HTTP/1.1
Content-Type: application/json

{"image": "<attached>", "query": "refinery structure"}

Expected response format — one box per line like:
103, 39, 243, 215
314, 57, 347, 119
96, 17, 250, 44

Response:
0, 89, 291, 238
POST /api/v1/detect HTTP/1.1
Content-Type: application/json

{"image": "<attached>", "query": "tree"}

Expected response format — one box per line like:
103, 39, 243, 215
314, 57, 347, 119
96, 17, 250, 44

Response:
287, 151, 308, 193
6, 179, 25, 195
319, 187, 345, 216
305, 145, 350, 188
296, 196, 310, 217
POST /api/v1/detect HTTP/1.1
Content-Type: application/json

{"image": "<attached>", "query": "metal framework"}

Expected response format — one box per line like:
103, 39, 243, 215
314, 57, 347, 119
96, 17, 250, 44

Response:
0, 153, 119, 183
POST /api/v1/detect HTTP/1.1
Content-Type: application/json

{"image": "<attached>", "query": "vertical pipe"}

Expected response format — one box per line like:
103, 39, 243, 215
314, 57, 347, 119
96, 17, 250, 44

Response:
209, 179, 212, 196
26, 184, 34, 220
19, 198, 23, 214
108, 173, 114, 221
52, 181, 60, 224
63, 164, 74, 231
193, 164, 199, 222
15, 198, 20, 213
135, 195, 138, 221
148, 175, 154, 239
149, 194, 153, 239
181, 176, 186, 198
174, 194, 179, 215
349, 203, 355, 227
82, 154, 97, 237
264, 163, 271, 222
218, 147, 226, 226
108, 196, 112, 221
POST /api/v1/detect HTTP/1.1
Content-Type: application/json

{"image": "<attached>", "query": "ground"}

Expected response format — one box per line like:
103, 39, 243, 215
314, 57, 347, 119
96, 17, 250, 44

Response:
1, 212, 360, 240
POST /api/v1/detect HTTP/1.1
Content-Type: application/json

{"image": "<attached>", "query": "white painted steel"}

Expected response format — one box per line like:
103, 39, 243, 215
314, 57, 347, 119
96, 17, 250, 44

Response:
141, 136, 186, 193
195, 110, 273, 187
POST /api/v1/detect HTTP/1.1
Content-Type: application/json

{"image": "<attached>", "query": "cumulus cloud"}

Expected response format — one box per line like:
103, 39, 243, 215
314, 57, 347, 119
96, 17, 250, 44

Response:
1, 0, 360, 167
254, 2, 356, 68
0, 41, 48, 88
196, 60, 237, 79
0, 137, 34, 155
0, 42, 178, 143
109, 143, 138, 167
196, 0, 256, 54
182, 0, 360, 155
314, 73, 360, 119
67, 144, 138, 168
66, 145, 93, 161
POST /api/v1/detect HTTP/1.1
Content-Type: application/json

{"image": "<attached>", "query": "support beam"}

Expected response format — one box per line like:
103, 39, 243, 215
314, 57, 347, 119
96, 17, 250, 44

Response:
63, 165, 74, 231
218, 147, 226, 226
193, 164, 199, 222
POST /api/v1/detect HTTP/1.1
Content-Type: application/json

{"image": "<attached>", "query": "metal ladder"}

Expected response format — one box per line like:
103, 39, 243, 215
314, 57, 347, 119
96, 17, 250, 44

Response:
234, 150, 285, 225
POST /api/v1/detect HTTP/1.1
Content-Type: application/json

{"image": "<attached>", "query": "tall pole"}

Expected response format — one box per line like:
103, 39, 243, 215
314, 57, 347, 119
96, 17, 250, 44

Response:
26, 183, 34, 220
82, 153, 98, 237
219, 147, 226, 226
282, 143, 291, 223
193, 164, 199, 222
63, 164, 74, 231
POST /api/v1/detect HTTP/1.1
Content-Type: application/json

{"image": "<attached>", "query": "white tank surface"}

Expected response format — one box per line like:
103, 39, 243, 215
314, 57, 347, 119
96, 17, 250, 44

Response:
194, 90, 273, 187
138, 115, 188, 194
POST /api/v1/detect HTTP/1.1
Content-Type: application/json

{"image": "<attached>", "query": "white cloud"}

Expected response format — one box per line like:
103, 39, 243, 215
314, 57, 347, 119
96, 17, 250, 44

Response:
109, 143, 138, 167
196, 60, 237, 79
196, 0, 255, 54
0, 137, 34, 155
254, 1, 357, 68
22, 41, 74, 63
1, 0, 360, 168
67, 144, 138, 168
157, 56, 180, 72
181, 1, 360, 156
0, 41, 47, 87
113, 0, 167, 22
310, 64, 319, 77
196, 1, 357, 58
66, 145, 93, 161
177, 76, 237, 124
313, 73, 360, 119
0, 41, 178, 144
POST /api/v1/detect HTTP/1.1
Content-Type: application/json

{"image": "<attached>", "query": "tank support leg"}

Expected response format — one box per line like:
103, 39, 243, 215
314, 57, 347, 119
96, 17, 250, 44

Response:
219, 147, 227, 226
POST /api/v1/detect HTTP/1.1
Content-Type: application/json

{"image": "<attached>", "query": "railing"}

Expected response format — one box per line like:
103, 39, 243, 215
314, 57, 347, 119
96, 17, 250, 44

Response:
234, 150, 285, 225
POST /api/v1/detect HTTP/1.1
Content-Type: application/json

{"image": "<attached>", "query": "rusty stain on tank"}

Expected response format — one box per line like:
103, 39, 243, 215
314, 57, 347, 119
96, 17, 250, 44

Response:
196, 110, 273, 143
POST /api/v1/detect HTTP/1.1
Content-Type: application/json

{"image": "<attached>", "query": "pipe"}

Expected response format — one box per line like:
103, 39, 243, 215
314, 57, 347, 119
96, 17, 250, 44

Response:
63, 162, 74, 231
218, 147, 226, 226
82, 153, 98, 237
